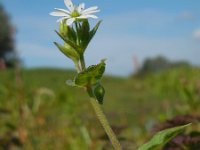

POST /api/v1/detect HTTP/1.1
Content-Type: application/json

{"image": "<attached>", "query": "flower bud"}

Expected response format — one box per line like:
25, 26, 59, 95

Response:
59, 21, 68, 37
94, 84, 105, 104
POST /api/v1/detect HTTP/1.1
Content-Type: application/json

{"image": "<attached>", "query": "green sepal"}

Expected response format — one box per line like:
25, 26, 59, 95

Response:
54, 42, 80, 62
137, 123, 191, 150
67, 25, 77, 42
74, 59, 106, 86
82, 20, 90, 35
93, 83, 105, 104
81, 20, 90, 49
59, 21, 68, 37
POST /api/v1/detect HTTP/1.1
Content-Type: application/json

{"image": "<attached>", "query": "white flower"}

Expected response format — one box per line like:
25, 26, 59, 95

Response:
50, 0, 100, 26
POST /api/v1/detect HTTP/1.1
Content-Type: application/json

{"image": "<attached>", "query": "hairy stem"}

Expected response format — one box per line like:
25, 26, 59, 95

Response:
87, 86, 122, 150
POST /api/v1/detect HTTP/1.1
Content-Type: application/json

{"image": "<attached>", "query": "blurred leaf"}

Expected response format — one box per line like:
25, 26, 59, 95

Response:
183, 87, 194, 102
75, 59, 106, 86
137, 124, 191, 150
0, 108, 11, 114
5, 122, 16, 130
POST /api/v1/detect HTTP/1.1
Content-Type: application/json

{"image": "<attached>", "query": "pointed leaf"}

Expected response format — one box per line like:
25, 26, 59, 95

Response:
137, 124, 191, 150
89, 20, 102, 42
75, 59, 106, 86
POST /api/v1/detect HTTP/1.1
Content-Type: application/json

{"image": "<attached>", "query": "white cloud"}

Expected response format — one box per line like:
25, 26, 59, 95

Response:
179, 11, 195, 21
193, 28, 200, 40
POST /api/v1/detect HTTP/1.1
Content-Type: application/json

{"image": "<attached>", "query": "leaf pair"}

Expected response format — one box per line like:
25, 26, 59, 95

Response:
74, 59, 106, 86
67, 59, 106, 104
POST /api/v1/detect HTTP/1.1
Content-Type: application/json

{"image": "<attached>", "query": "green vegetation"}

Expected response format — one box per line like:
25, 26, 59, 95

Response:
0, 66, 200, 149
0, 4, 16, 68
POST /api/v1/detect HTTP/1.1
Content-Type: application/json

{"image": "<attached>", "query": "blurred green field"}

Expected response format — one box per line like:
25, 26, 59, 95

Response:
0, 66, 200, 149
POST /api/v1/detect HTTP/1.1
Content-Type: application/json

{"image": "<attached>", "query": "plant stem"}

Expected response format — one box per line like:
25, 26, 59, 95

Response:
87, 86, 122, 150
75, 62, 81, 73
80, 54, 86, 70
80, 56, 122, 149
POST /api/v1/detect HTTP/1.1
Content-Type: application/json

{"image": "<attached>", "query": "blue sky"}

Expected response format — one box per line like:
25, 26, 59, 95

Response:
1, 0, 200, 76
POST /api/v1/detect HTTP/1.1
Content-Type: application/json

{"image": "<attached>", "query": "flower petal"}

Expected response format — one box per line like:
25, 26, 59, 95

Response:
54, 8, 70, 14
77, 3, 85, 13
50, 9, 70, 17
64, 0, 74, 12
82, 6, 98, 14
81, 9, 100, 15
77, 14, 98, 19
66, 18, 75, 25
56, 16, 70, 22
86, 15, 98, 19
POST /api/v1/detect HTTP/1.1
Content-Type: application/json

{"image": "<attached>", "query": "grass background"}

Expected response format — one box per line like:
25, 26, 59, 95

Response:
0, 66, 200, 149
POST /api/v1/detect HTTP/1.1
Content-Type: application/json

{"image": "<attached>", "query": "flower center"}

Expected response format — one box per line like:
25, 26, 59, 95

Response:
71, 9, 80, 17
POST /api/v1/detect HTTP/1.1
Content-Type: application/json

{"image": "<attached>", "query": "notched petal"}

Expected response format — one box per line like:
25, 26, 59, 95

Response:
64, 0, 74, 12
78, 3, 85, 13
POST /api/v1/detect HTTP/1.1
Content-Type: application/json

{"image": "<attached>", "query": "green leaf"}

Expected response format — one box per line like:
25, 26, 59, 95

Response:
94, 83, 105, 104
74, 59, 106, 86
54, 42, 80, 62
89, 21, 102, 43
137, 124, 191, 150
